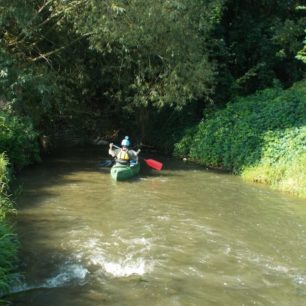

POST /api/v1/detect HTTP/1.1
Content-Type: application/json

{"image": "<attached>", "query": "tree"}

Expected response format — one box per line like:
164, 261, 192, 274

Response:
64, 0, 224, 111
0, 0, 97, 133
214, 0, 306, 99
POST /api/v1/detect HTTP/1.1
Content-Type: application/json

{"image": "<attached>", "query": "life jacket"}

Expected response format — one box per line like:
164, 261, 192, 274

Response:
117, 149, 130, 164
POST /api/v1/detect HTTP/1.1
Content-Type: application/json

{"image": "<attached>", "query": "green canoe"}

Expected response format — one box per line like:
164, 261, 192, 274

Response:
110, 162, 140, 181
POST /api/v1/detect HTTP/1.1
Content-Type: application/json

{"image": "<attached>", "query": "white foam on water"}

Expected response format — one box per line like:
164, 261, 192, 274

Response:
9, 281, 31, 295
224, 246, 232, 255
264, 263, 289, 273
102, 257, 152, 277
157, 215, 170, 221
293, 274, 306, 285
79, 235, 154, 278
42, 264, 88, 288
88, 246, 154, 277
128, 237, 151, 246
9, 264, 89, 295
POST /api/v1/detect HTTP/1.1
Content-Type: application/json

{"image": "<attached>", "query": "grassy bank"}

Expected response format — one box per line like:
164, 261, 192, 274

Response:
0, 112, 40, 297
174, 81, 306, 198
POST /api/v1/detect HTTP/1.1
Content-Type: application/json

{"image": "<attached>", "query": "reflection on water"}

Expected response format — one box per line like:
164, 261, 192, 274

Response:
7, 147, 306, 305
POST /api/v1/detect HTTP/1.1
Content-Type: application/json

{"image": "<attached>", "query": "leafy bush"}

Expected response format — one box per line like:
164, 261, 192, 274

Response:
0, 112, 40, 170
173, 126, 198, 157
174, 80, 306, 197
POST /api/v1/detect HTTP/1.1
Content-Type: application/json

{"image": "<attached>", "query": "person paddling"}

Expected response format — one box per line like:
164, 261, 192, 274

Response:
108, 136, 141, 165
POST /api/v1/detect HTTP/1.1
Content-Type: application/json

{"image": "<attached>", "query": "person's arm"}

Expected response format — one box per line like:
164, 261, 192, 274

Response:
108, 143, 116, 157
135, 149, 141, 162
129, 149, 141, 161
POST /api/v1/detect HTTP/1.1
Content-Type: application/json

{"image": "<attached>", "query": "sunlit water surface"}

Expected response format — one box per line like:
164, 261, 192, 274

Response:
8, 147, 306, 306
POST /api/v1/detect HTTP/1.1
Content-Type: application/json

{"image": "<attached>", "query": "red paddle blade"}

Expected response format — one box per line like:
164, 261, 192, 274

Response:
144, 159, 163, 170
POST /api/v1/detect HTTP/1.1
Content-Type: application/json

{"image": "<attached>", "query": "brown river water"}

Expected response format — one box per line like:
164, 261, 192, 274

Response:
7, 146, 306, 306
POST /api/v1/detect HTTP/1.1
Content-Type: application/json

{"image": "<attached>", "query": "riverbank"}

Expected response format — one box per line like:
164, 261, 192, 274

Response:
174, 80, 306, 199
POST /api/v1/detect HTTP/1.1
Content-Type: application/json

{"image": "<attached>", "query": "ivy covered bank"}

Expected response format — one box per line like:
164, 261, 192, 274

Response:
175, 81, 306, 198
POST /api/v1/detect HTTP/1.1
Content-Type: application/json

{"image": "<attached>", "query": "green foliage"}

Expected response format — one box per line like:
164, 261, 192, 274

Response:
66, 0, 223, 110
297, 41, 306, 63
174, 126, 198, 157
213, 0, 306, 102
144, 107, 200, 154
0, 154, 18, 297
174, 80, 306, 196
0, 154, 9, 197
0, 51, 62, 128
0, 112, 40, 170
296, 6, 306, 64
1, 0, 305, 141
242, 151, 306, 198
0, 0, 100, 135
0, 221, 18, 297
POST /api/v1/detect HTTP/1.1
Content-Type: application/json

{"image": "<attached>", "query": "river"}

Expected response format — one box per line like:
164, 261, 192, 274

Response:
7, 146, 306, 305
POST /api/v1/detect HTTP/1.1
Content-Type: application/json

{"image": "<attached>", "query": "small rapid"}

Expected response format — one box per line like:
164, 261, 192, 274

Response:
11, 264, 89, 293
7, 147, 306, 305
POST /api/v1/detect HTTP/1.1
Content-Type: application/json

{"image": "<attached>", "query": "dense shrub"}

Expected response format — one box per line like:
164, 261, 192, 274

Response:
0, 112, 40, 170
174, 81, 306, 197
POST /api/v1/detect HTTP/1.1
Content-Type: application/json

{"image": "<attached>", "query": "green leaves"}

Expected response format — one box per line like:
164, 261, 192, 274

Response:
0, 0, 304, 147
68, 0, 221, 109
0, 154, 18, 297
0, 220, 18, 296
175, 79, 306, 173
215, 0, 306, 99
174, 79, 306, 197
0, 112, 40, 170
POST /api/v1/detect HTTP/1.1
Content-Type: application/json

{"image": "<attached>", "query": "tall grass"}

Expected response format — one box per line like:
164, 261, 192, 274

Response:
242, 130, 306, 198
0, 221, 18, 296
0, 154, 18, 297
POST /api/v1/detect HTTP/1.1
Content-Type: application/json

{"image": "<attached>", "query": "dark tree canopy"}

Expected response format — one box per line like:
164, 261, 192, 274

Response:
0, 0, 304, 142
